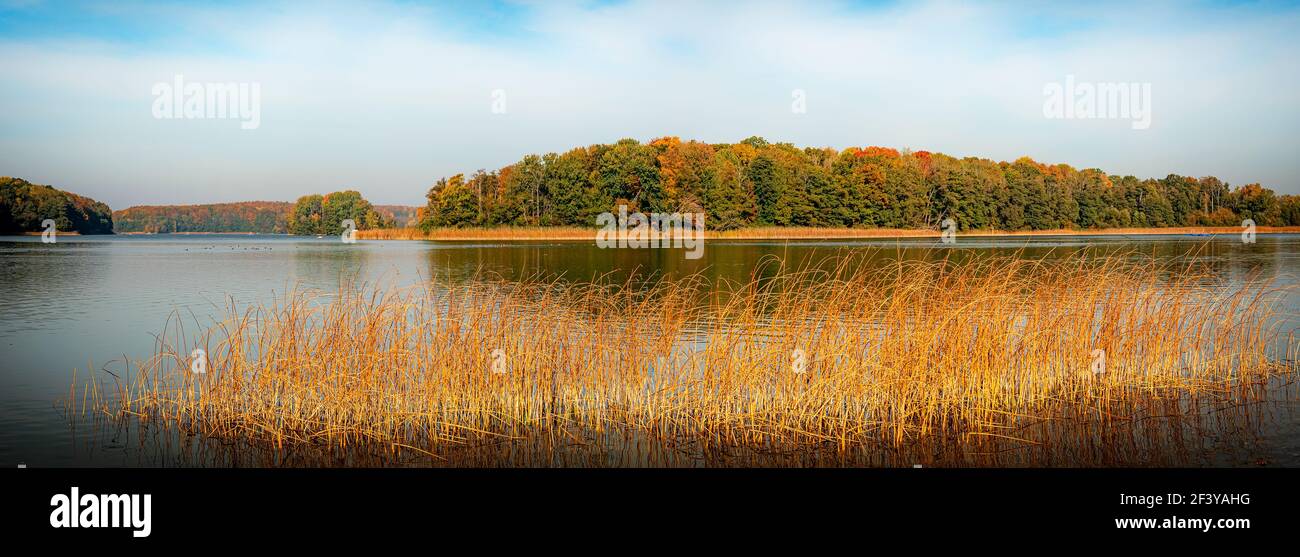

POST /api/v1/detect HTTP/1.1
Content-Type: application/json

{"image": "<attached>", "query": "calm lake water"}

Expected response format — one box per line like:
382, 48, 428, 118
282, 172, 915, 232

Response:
2, 233, 1299, 467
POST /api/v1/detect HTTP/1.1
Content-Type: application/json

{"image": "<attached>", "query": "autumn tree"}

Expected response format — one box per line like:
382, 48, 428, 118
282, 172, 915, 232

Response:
421, 174, 477, 229
289, 194, 324, 235
0, 177, 113, 234
405, 137, 1289, 234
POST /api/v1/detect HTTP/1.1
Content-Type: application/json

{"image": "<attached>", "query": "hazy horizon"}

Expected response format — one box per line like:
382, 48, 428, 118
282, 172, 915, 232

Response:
3, 0, 1299, 210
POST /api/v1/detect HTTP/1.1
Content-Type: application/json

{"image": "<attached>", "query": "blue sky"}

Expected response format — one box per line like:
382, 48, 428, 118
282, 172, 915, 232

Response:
2, 0, 1299, 208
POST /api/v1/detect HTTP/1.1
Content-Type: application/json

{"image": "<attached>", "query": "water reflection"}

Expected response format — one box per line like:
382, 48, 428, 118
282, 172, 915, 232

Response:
2, 233, 1298, 467
64, 378, 1299, 467
420, 235, 1299, 292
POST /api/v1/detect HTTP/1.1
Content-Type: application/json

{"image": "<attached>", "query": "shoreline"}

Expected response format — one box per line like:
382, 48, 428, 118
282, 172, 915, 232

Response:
356, 225, 1300, 241
8, 225, 1297, 240
114, 231, 269, 235
16, 230, 81, 236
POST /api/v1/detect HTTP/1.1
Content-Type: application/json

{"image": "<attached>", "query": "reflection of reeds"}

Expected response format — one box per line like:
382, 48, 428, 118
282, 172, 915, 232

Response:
69, 252, 1299, 467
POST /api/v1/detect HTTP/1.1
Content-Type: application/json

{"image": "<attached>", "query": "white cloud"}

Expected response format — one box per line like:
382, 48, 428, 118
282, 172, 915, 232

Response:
1, 0, 1297, 208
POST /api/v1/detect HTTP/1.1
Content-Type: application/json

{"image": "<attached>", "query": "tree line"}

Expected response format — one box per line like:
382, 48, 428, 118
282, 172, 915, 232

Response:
114, 201, 292, 233
420, 137, 1300, 231
1, 176, 114, 235
9, 136, 1300, 237
288, 190, 390, 235
114, 199, 416, 234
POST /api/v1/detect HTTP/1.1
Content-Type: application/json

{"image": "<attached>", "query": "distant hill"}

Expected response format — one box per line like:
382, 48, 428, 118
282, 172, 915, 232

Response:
114, 201, 291, 233
1, 176, 114, 235
374, 205, 421, 227
113, 201, 421, 233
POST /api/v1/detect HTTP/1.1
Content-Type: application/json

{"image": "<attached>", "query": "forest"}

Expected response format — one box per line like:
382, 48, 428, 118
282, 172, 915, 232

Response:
287, 190, 390, 235
374, 205, 420, 227
420, 137, 1300, 231
9, 137, 1300, 237
0, 176, 114, 235
113, 200, 417, 234
114, 201, 292, 233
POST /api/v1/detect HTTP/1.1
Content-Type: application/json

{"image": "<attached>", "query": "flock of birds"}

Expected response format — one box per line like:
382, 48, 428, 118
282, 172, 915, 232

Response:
182, 245, 273, 252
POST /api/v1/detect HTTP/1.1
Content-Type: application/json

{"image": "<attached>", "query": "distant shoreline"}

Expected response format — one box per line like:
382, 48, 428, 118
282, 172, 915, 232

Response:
356, 225, 1300, 241
115, 231, 272, 235
7, 226, 1297, 240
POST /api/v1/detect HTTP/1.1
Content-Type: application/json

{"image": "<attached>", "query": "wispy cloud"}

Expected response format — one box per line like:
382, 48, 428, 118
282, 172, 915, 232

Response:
1, 0, 1298, 208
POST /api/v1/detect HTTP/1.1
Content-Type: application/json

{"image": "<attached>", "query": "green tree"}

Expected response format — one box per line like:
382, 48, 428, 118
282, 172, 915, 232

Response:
597, 139, 662, 213
321, 190, 380, 233
1230, 183, 1281, 226
1279, 195, 1300, 226
289, 194, 324, 235
496, 155, 545, 225
705, 150, 756, 230
545, 148, 598, 225
290, 190, 384, 235
421, 175, 478, 228
400, 137, 1289, 234
0, 177, 113, 235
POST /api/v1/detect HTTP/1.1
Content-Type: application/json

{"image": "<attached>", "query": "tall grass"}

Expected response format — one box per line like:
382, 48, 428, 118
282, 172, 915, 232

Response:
69, 251, 1299, 466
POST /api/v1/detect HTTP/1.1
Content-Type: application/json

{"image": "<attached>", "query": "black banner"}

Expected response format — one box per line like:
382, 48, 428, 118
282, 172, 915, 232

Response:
3, 468, 1289, 548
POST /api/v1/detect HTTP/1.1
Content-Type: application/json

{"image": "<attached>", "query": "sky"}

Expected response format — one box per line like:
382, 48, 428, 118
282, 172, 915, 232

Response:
1, 0, 1298, 209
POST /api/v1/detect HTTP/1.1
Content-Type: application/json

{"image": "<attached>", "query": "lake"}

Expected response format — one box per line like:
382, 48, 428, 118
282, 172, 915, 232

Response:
2, 233, 1298, 466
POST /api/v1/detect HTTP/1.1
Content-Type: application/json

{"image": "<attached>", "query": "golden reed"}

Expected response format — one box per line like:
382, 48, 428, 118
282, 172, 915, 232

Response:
68, 251, 1299, 466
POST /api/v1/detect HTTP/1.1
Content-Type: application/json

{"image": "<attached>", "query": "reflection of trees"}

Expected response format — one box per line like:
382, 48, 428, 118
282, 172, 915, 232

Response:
424, 239, 1295, 305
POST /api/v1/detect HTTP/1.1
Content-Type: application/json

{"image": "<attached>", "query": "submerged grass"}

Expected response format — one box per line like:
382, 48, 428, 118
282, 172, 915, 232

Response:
69, 250, 1299, 466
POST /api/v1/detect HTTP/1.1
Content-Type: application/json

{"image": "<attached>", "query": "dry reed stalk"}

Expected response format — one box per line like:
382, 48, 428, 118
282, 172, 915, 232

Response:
69, 250, 1299, 466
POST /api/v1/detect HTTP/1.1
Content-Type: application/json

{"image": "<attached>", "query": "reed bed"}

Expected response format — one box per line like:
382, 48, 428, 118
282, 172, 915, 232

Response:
69, 251, 1299, 466
356, 225, 1300, 241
